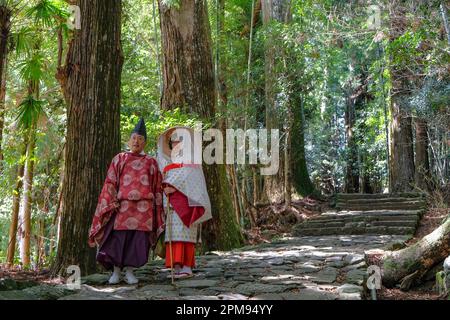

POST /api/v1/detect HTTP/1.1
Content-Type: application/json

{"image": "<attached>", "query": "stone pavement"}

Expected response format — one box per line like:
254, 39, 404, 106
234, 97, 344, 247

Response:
52, 234, 408, 300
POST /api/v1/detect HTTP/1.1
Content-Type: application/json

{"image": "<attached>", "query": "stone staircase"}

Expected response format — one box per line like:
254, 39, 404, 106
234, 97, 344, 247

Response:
293, 193, 426, 237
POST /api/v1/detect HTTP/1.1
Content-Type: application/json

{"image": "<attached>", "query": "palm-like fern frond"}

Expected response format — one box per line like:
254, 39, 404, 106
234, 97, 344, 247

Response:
10, 26, 35, 56
17, 51, 45, 81
26, 0, 68, 28
0, 0, 20, 10
16, 94, 46, 129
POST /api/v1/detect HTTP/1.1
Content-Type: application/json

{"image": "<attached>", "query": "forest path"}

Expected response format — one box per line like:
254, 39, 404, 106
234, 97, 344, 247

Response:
55, 234, 409, 300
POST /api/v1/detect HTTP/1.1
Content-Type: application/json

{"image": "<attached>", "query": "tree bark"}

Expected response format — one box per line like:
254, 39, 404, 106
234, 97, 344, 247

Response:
261, 0, 292, 203
344, 86, 360, 193
284, 128, 291, 206
18, 124, 36, 269
291, 95, 316, 197
17, 77, 40, 269
6, 141, 27, 267
0, 4, 11, 171
415, 117, 431, 190
388, 1, 415, 192
52, 0, 123, 276
158, 0, 243, 250
226, 164, 242, 227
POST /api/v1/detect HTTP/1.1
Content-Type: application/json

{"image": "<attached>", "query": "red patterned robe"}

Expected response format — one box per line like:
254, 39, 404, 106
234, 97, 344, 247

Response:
88, 152, 165, 249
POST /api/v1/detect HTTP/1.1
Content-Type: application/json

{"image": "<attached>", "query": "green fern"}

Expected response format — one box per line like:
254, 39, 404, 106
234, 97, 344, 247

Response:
11, 27, 36, 56
16, 95, 46, 129
17, 52, 45, 82
25, 0, 68, 28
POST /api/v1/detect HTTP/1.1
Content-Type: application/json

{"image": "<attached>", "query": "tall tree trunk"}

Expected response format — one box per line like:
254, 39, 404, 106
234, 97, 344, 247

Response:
52, 0, 123, 275
415, 117, 431, 190
388, 1, 415, 192
6, 141, 27, 267
216, 0, 244, 226
226, 165, 242, 227
284, 127, 291, 206
18, 124, 36, 269
18, 78, 39, 269
344, 87, 360, 193
35, 214, 45, 269
0, 54, 6, 171
158, 0, 243, 250
261, 0, 292, 202
440, 2, 450, 46
0, 5, 11, 171
291, 95, 316, 197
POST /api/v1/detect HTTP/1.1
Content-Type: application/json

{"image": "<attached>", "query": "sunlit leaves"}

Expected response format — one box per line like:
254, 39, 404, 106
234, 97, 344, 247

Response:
25, 0, 68, 28
120, 108, 201, 153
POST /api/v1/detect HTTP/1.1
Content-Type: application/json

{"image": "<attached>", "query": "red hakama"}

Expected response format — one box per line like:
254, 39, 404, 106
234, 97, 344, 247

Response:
164, 189, 205, 268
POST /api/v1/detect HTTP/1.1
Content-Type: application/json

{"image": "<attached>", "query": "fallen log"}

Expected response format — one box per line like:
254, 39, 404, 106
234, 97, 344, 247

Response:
366, 216, 450, 290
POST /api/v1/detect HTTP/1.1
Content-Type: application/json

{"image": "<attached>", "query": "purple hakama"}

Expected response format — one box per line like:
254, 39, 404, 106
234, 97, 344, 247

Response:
96, 212, 151, 270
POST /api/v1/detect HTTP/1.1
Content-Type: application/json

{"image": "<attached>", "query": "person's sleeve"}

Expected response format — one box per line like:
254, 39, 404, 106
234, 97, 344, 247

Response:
88, 153, 121, 247
152, 159, 165, 230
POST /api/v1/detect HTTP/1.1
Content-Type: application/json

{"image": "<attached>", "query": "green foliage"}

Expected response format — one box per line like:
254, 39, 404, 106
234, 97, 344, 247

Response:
121, 0, 160, 116
25, 0, 68, 28
17, 52, 45, 81
0, 197, 13, 263
120, 108, 202, 154
11, 27, 36, 56
16, 95, 46, 129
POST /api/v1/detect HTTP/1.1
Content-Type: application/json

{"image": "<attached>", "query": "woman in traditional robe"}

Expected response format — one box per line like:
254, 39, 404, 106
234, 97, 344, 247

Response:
88, 118, 165, 284
156, 126, 212, 279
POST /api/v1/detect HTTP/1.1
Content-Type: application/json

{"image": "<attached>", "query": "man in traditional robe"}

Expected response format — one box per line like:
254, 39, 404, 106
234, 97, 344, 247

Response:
88, 118, 165, 284
156, 127, 212, 279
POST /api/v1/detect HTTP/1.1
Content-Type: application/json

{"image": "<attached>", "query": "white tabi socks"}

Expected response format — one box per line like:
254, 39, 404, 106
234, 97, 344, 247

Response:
180, 266, 193, 275
124, 267, 139, 285
108, 266, 121, 284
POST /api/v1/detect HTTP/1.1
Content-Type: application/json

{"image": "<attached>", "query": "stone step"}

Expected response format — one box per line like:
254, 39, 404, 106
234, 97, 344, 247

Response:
308, 216, 419, 223
299, 193, 427, 236
336, 192, 425, 200
371, 220, 418, 227
293, 226, 415, 236
339, 197, 426, 205
300, 219, 418, 228
314, 210, 422, 220
335, 202, 425, 211
293, 208, 421, 236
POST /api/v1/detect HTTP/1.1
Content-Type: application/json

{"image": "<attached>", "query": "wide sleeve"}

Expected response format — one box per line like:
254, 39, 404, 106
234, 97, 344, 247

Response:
88, 153, 121, 247
150, 159, 165, 245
